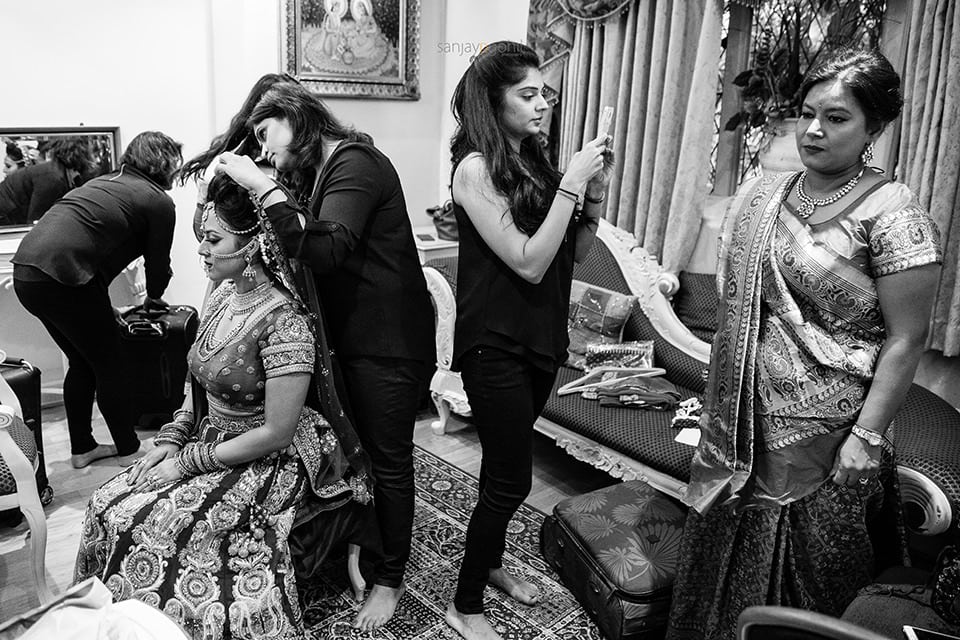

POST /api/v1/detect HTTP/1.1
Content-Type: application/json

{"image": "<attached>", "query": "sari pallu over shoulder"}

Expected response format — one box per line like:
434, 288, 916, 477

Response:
685, 173, 793, 514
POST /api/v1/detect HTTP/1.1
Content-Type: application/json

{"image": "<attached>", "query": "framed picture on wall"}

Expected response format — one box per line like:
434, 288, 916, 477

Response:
282, 0, 421, 100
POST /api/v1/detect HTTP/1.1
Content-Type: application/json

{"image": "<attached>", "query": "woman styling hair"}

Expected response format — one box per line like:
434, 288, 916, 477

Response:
216, 82, 436, 632
445, 41, 613, 640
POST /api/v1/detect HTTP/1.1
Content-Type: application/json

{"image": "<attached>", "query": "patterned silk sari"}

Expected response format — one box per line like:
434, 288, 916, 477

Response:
667, 172, 942, 640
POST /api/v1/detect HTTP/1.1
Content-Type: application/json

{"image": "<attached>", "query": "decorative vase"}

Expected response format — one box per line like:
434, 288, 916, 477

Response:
758, 117, 804, 173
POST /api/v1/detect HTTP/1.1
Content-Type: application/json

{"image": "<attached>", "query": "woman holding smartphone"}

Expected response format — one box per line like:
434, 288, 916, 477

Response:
445, 40, 613, 639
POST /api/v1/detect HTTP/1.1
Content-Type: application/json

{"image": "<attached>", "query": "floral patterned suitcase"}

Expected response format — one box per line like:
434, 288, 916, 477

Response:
540, 480, 686, 639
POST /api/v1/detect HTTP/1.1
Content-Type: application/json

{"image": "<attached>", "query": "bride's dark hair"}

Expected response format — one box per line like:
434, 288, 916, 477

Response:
205, 173, 259, 237
450, 41, 560, 235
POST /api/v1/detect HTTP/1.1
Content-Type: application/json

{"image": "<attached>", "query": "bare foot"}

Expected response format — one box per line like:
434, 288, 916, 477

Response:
352, 582, 405, 631
488, 567, 539, 605
445, 603, 503, 640
71, 443, 118, 469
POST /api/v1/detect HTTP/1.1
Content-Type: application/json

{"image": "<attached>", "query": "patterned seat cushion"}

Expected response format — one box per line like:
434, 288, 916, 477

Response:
554, 480, 686, 596
0, 412, 38, 496
542, 367, 697, 482
673, 272, 718, 344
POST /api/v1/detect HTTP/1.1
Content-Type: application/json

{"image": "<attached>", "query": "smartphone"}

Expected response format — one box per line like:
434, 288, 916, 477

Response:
903, 625, 960, 640
599, 106, 615, 136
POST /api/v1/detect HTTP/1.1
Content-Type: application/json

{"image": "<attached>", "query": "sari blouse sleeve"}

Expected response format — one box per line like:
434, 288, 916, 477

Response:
868, 201, 943, 277
258, 305, 316, 378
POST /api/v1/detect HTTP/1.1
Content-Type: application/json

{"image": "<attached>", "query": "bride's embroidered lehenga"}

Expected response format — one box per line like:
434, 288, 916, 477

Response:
74, 197, 371, 639
667, 173, 942, 640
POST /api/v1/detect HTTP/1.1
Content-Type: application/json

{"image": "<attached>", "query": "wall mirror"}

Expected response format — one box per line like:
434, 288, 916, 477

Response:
0, 126, 120, 232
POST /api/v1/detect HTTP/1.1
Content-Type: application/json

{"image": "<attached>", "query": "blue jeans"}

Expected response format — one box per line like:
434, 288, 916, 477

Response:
454, 345, 559, 614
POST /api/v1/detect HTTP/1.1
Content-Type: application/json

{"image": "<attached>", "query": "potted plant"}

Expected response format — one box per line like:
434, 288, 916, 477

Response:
723, 1, 883, 173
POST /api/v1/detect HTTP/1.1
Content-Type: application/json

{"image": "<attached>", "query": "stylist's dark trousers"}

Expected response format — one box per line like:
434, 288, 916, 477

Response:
454, 345, 558, 614
14, 267, 139, 456
340, 355, 433, 588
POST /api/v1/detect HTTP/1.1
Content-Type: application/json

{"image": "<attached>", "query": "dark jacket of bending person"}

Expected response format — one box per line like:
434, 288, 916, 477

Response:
12, 130, 183, 469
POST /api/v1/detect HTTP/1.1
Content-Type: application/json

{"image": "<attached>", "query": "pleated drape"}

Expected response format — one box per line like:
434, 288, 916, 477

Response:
898, 0, 960, 355
530, 0, 722, 272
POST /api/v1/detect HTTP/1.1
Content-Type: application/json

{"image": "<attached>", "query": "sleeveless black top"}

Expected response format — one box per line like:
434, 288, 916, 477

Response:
452, 198, 576, 372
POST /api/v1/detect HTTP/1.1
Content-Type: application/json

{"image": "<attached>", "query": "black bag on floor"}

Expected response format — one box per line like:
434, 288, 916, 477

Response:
540, 481, 686, 640
0, 357, 52, 517
117, 304, 198, 428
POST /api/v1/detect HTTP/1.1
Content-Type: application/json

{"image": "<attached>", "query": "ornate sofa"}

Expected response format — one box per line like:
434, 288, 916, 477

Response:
422, 220, 960, 541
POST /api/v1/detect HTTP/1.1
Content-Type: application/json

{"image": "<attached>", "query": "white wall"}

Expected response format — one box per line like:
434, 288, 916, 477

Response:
0, 0, 529, 312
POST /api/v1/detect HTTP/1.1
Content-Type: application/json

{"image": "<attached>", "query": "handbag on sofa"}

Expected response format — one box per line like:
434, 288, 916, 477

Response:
427, 200, 458, 241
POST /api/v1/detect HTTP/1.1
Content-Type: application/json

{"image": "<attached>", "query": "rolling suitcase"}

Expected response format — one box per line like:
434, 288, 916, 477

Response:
540, 481, 686, 640
0, 357, 52, 523
117, 304, 199, 428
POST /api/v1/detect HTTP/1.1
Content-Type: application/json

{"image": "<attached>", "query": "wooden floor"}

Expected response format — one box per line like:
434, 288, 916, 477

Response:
0, 404, 615, 623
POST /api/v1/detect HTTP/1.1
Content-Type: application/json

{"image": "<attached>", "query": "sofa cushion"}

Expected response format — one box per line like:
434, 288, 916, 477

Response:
541, 366, 697, 483
673, 272, 718, 343
567, 281, 636, 370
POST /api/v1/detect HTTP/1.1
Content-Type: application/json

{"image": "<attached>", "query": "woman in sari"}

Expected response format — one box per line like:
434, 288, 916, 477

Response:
74, 173, 371, 640
667, 48, 943, 639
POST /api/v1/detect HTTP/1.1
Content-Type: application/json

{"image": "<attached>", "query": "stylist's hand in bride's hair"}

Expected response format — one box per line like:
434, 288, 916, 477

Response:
215, 151, 274, 193
561, 133, 608, 193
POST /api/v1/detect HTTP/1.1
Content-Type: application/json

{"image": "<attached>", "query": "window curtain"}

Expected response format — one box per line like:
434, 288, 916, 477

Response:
898, 0, 960, 355
528, 0, 723, 272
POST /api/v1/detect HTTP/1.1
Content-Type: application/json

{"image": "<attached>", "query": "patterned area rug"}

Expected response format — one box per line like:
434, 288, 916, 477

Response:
299, 446, 603, 639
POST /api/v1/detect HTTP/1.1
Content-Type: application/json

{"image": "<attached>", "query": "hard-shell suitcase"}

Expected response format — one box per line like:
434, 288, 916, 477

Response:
117, 304, 198, 428
540, 481, 686, 640
0, 357, 53, 511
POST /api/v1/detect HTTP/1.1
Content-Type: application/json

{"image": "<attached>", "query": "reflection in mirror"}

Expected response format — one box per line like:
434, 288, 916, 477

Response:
0, 127, 120, 230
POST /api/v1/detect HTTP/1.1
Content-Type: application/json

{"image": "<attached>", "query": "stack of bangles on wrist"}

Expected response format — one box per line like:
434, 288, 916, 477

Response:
175, 442, 228, 478
153, 409, 194, 448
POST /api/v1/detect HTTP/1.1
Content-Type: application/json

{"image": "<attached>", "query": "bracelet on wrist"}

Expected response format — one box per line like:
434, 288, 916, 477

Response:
584, 193, 605, 204
256, 184, 284, 205
556, 187, 580, 204
851, 424, 885, 448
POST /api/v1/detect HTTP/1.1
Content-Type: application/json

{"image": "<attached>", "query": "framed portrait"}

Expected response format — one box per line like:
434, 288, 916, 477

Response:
282, 0, 421, 100
1, 126, 120, 232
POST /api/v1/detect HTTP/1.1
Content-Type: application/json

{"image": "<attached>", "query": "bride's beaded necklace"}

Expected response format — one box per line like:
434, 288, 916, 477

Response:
795, 166, 865, 220
197, 281, 273, 360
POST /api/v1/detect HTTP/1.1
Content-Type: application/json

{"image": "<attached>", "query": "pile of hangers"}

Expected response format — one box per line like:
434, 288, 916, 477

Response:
557, 366, 683, 410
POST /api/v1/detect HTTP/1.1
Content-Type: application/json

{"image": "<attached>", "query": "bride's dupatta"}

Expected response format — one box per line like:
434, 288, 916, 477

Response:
252, 188, 373, 526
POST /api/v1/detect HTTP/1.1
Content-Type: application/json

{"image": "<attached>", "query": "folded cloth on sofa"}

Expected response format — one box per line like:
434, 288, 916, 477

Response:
587, 377, 682, 410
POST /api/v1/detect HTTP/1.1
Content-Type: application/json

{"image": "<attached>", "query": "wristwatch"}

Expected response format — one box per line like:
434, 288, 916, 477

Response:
851, 424, 884, 447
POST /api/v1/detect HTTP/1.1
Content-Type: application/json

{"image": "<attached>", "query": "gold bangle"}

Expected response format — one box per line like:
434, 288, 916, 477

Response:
851, 424, 884, 447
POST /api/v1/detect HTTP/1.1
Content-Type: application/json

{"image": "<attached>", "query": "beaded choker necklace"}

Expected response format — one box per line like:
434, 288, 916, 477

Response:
795, 167, 865, 219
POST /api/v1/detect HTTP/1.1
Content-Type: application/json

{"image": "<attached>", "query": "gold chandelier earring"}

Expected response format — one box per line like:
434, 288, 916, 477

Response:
242, 239, 260, 281
862, 141, 875, 166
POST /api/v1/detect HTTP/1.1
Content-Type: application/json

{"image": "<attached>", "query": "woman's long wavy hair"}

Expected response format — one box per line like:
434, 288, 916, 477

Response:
248, 83, 373, 201
180, 73, 299, 185
450, 41, 559, 235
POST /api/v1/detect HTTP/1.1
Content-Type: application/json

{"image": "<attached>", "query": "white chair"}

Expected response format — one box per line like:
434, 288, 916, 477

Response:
0, 348, 52, 605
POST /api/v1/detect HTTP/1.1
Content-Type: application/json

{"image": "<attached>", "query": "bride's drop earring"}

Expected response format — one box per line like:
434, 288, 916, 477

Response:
862, 141, 875, 166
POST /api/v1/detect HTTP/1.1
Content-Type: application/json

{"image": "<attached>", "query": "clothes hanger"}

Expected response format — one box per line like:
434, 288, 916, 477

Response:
556, 366, 667, 397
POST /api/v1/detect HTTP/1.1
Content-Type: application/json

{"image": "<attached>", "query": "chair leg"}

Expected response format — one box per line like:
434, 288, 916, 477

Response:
347, 543, 365, 602
19, 499, 52, 604
430, 392, 452, 436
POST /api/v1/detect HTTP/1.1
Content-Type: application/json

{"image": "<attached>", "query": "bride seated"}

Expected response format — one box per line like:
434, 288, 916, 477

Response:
74, 173, 371, 639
